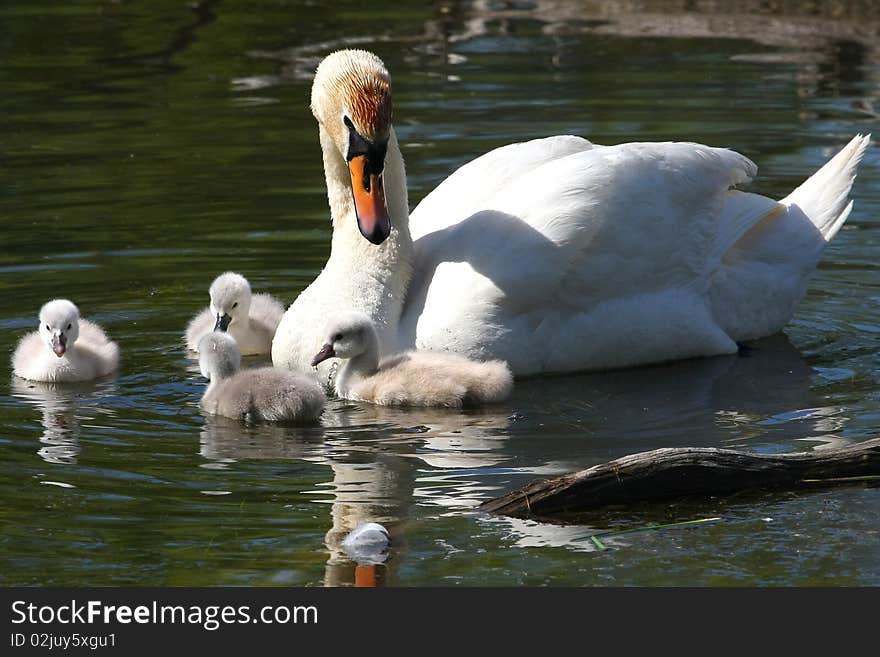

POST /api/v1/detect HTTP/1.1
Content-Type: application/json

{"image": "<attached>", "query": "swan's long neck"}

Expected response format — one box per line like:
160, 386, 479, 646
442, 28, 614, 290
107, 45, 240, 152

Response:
320, 125, 413, 352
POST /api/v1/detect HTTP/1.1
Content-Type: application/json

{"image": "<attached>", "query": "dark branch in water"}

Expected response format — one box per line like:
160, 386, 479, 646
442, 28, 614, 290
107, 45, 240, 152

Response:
481, 438, 880, 518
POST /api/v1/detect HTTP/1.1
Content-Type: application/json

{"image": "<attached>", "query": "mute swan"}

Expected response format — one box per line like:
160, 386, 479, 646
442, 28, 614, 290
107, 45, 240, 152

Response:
312, 313, 513, 407
198, 332, 325, 423
272, 49, 870, 379
186, 272, 285, 355
12, 299, 120, 383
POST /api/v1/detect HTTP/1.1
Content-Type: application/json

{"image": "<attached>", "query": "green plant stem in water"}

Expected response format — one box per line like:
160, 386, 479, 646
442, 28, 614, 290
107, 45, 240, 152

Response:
584, 516, 722, 549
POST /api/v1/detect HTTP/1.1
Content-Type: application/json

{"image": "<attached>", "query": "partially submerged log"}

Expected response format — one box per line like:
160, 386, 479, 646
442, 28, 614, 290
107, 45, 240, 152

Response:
481, 438, 880, 517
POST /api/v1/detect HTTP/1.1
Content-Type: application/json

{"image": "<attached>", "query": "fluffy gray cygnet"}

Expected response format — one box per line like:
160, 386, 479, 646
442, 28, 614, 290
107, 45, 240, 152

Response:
312, 313, 513, 407
198, 332, 325, 423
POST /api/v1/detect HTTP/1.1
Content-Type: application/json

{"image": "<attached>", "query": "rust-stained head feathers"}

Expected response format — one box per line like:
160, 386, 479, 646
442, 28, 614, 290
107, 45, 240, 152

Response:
311, 50, 392, 147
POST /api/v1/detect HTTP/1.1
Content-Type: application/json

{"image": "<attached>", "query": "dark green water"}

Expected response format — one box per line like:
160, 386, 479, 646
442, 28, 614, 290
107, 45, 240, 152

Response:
2, 1, 879, 586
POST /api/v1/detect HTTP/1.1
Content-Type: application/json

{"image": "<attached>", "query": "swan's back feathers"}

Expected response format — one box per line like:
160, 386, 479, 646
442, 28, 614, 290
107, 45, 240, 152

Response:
412, 139, 758, 295
410, 135, 596, 239
350, 350, 513, 407
404, 140, 761, 371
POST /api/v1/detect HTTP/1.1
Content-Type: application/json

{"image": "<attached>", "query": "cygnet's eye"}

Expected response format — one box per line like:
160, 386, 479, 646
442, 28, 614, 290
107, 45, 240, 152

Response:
232, 302, 238, 309
67, 323, 72, 330
332, 333, 342, 342
45, 325, 50, 331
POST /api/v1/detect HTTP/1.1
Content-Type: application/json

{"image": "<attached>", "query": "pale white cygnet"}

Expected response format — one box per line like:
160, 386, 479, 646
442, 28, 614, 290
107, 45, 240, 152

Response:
11, 299, 120, 383
342, 522, 390, 566
312, 313, 513, 407
198, 332, 325, 423
186, 272, 285, 355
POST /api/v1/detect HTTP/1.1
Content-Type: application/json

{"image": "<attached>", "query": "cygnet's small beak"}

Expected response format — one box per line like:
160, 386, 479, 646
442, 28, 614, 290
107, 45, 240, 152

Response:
51, 333, 67, 358
311, 343, 335, 367
214, 313, 232, 332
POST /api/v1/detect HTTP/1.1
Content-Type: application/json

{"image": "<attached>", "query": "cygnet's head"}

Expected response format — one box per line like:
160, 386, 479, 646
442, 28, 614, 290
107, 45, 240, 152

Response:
311, 49, 393, 245
38, 299, 81, 358
311, 312, 378, 366
208, 272, 252, 332
198, 332, 241, 381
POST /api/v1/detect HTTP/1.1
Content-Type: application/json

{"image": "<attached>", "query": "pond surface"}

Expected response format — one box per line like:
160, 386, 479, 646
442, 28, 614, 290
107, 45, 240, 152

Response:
1, 0, 879, 586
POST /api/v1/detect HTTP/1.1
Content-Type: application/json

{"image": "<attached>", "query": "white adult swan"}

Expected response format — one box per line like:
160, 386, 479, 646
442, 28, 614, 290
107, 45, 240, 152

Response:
271, 49, 870, 379
12, 299, 120, 382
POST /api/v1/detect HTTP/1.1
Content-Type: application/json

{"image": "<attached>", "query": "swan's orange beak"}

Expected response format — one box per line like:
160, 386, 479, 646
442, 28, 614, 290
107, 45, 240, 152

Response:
348, 154, 390, 245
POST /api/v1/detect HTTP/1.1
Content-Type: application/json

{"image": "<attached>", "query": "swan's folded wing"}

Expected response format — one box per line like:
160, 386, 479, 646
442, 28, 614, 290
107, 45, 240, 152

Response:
409, 140, 759, 308
710, 191, 785, 266
403, 141, 760, 366
409, 135, 596, 239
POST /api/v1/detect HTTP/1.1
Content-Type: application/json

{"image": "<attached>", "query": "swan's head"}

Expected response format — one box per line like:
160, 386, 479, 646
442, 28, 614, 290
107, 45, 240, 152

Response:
198, 332, 241, 381
38, 299, 80, 358
311, 49, 393, 246
208, 272, 252, 332
311, 312, 378, 366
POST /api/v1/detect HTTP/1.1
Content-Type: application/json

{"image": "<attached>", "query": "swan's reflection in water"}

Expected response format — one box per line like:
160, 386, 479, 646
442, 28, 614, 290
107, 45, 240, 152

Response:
197, 335, 850, 582
9, 377, 109, 465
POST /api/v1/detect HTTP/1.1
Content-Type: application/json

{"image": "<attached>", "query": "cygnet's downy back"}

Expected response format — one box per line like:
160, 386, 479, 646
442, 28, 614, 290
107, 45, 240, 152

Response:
313, 313, 513, 407
198, 332, 325, 423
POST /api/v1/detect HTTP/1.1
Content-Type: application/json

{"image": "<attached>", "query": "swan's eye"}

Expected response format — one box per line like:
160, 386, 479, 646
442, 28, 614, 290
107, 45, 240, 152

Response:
232, 302, 238, 309
343, 115, 354, 130
45, 325, 50, 331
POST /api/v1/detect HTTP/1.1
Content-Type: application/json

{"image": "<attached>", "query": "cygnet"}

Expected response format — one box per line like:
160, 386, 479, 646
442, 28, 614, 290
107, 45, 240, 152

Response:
186, 272, 285, 355
198, 332, 325, 423
12, 299, 120, 383
312, 313, 513, 407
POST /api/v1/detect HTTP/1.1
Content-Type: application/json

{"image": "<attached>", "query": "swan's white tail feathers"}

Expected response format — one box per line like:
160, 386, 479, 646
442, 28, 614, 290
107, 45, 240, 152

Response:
825, 199, 855, 246
781, 134, 870, 242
